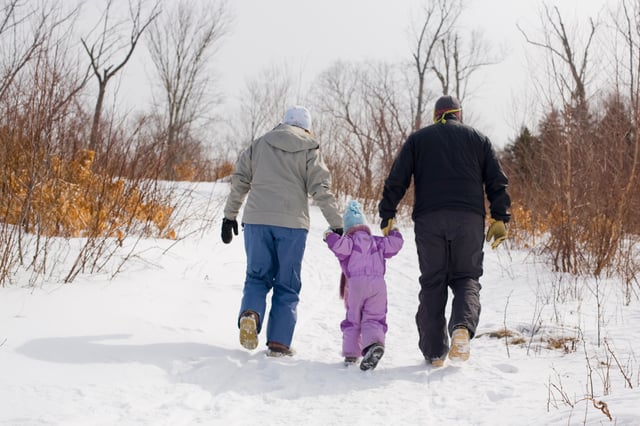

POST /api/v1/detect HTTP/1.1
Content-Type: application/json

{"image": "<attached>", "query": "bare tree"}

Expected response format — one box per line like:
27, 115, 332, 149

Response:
514, 4, 599, 274
608, 0, 640, 266
314, 60, 412, 206
505, 2, 640, 281
409, 0, 460, 131
147, 0, 230, 179
236, 63, 293, 148
517, 4, 596, 110
81, 0, 160, 153
0, 2, 96, 286
431, 28, 501, 101
0, 0, 81, 102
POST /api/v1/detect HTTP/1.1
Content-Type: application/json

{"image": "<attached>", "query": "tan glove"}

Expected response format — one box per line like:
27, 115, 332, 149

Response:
486, 219, 507, 249
381, 218, 394, 236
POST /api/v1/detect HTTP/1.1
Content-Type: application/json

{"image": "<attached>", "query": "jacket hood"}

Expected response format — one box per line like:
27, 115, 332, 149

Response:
263, 124, 318, 153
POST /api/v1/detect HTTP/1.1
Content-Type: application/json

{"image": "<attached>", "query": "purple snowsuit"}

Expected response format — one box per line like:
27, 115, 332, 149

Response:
325, 225, 403, 358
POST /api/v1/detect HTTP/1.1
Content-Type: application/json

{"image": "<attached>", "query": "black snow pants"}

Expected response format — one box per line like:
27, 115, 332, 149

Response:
414, 210, 484, 360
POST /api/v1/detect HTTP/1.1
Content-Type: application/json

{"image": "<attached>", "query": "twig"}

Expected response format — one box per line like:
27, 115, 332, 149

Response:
526, 295, 544, 355
581, 331, 595, 399
504, 290, 513, 358
548, 368, 575, 408
604, 338, 633, 389
588, 397, 612, 421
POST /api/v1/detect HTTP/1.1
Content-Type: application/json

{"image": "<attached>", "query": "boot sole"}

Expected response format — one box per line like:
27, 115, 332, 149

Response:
360, 344, 385, 371
448, 328, 470, 361
239, 315, 258, 350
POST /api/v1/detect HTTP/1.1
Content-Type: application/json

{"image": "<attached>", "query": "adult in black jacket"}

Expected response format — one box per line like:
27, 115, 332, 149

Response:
378, 95, 510, 367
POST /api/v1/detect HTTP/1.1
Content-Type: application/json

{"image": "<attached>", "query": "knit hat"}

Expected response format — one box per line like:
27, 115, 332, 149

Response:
433, 95, 462, 123
343, 200, 367, 232
283, 105, 312, 132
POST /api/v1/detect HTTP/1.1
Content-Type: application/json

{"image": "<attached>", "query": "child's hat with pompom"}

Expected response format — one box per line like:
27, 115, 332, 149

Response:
343, 200, 367, 232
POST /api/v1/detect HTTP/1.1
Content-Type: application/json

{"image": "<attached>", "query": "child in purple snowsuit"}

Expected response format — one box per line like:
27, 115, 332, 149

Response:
324, 200, 403, 370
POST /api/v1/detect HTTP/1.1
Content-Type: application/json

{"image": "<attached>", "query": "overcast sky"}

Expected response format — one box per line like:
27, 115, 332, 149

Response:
105, 0, 616, 149
212, 0, 616, 148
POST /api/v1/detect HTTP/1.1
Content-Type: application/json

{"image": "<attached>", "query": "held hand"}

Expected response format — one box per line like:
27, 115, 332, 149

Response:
323, 227, 343, 241
221, 218, 238, 244
380, 218, 394, 236
486, 220, 507, 249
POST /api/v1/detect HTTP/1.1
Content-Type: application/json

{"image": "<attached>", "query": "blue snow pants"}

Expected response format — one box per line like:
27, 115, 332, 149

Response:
238, 224, 308, 348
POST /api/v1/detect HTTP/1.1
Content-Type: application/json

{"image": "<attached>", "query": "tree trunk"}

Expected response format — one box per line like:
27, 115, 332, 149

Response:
89, 82, 106, 152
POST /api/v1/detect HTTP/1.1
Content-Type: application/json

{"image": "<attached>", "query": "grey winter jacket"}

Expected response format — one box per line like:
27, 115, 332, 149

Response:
224, 124, 342, 230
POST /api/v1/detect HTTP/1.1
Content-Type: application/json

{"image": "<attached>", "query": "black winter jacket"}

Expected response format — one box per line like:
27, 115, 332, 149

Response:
379, 119, 511, 223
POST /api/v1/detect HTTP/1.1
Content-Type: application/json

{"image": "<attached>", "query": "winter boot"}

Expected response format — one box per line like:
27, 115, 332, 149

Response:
360, 343, 384, 371
239, 311, 259, 350
344, 356, 359, 367
428, 356, 446, 368
448, 327, 470, 362
266, 341, 295, 357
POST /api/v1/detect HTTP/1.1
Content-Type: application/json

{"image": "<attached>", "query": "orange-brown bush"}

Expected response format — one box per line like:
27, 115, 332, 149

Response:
213, 160, 234, 181
501, 94, 639, 279
504, 202, 548, 249
1, 138, 175, 240
0, 1, 219, 286
0, 111, 180, 286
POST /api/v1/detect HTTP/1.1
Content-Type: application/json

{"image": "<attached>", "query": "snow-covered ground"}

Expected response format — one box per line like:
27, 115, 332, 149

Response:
1, 182, 638, 425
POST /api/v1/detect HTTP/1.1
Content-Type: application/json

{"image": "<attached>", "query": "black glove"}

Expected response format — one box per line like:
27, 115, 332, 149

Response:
221, 218, 238, 244
332, 227, 344, 236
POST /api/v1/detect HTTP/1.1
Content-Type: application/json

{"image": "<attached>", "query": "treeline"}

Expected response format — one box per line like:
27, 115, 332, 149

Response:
1, 0, 639, 291
0, 0, 230, 285
315, 3, 640, 289
499, 4, 639, 289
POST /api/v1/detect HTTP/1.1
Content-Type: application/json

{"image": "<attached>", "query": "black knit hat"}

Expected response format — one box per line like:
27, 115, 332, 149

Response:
433, 95, 462, 123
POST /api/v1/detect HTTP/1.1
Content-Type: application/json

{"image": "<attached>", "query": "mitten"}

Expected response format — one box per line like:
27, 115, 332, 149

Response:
486, 219, 507, 249
221, 218, 238, 244
380, 217, 394, 236
332, 227, 344, 236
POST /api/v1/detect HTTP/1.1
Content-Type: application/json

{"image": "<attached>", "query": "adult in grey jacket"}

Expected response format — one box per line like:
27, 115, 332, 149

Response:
378, 95, 510, 367
221, 105, 343, 357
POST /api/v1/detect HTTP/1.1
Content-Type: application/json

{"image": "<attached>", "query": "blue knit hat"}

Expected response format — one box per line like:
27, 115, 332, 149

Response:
343, 200, 367, 232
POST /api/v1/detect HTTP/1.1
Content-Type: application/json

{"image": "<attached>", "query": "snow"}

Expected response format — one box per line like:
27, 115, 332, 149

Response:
1, 182, 638, 425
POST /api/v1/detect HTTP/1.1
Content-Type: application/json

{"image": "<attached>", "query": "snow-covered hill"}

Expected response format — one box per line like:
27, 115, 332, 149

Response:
1, 182, 638, 425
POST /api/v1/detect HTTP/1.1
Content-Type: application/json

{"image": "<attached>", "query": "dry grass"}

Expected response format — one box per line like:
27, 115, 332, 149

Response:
479, 327, 578, 354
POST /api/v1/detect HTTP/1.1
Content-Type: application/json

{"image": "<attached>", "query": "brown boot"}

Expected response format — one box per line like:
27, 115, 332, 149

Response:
448, 327, 470, 362
428, 357, 446, 367
266, 341, 295, 357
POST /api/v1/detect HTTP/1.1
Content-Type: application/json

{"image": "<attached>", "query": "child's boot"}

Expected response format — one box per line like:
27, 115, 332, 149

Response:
360, 343, 384, 371
344, 356, 359, 366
